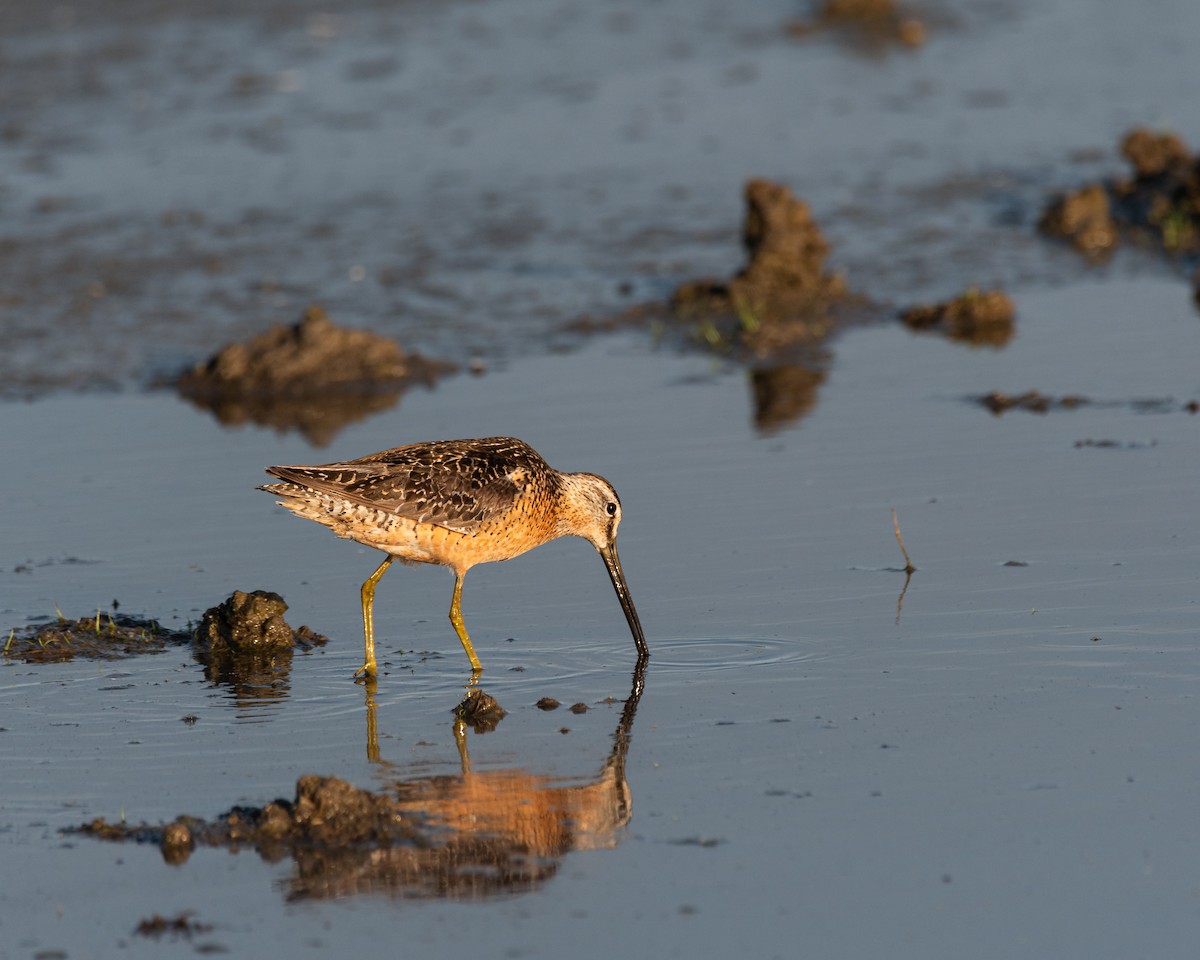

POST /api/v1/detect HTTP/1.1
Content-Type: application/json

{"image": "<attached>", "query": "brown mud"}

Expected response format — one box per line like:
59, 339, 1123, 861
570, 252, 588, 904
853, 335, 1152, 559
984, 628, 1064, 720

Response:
453, 688, 507, 734
786, 0, 927, 50
134, 913, 212, 940
195, 589, 316, 655
176, 305, 456, 446
193, 590, 328, 700
900, 288, 1016, 347
975, 391, 1200, 416
1040, 128, 1200, 261
671, 178, 856, 356
5, 591, 326, 693
2, 612, 191, 663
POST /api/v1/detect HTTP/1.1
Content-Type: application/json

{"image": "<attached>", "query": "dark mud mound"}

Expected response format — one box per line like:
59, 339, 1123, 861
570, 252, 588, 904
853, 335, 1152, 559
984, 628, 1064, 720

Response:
672, 178, 853, 354
787, 0, 927, 50
901, 288, 1015, 347
1040, 128, 1200, 261
454, 688, 507, 734
193, 590, 327, 697
176, 305, 456, 445
196, 589, 303, 654
3, 613, 190, 663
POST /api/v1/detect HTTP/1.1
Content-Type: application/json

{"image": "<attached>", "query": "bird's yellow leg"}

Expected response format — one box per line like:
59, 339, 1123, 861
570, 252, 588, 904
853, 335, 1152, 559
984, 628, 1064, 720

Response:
355, 555, 394, 679
448, 573, 483, 676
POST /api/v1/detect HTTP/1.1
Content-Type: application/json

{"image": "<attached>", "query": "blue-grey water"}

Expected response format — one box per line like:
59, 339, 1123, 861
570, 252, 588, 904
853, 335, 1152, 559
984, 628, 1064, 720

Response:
4, 1, 1200, 957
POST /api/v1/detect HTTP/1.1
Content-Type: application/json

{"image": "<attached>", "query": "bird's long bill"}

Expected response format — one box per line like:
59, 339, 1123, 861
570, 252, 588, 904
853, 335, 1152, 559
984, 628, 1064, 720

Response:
599, 543, 648, 658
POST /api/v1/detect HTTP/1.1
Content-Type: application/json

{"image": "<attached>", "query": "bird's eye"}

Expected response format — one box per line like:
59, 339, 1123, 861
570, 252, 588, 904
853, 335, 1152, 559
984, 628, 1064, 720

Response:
606, 502, 617, 517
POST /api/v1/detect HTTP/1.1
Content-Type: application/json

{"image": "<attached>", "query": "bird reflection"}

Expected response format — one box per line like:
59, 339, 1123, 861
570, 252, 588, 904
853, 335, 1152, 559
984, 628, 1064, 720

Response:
286, 667, 646, 901
79, 659, 648, 903
286, 666, 645, 901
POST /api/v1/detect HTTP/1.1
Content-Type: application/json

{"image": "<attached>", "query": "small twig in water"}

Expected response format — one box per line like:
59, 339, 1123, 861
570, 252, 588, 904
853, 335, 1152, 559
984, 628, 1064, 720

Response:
891, 509, 916, 625
891, 508, 915, 574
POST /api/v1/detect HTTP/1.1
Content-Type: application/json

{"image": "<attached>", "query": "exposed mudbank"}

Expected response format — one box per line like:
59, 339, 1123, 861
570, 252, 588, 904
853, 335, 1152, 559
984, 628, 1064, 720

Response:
2, 612, 191, 663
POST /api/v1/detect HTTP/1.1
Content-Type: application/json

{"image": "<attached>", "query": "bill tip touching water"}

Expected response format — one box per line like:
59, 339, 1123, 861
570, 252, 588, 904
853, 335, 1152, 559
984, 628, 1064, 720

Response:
259, 436, 647, 679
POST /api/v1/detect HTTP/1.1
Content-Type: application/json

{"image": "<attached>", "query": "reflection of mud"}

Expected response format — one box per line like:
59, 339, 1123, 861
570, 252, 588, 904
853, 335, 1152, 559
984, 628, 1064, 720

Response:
751, 364, 828, 432
900, 288, 1015, 347
193, 590, 328, 703
787, 0, 927, 50
672, 179, 852, 355
176, 305, 456, 446
77, 663, 647, 902
1040, 128, 1200, 261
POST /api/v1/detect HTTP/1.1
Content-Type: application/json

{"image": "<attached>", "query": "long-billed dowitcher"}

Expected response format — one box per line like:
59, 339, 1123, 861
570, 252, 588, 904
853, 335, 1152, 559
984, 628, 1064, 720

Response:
260, 437, 647, 678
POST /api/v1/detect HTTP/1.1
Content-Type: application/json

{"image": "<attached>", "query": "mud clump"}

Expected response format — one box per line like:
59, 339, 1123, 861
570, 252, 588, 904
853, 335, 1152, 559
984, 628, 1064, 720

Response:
176, 305, 456, 445
1038, 185, 1118, 261
180, 304, 427, 393
195, 590, 296, 654
453, 689, 507, 733
134, 913, 211, 940
193, 590, 327, 696
900, 288, 1016, 347
2, 613, 190, 663
672, 178, 851, 353
788, 0, 927, 48
1121, 128, 1191, 178
1040, 128, 1200, 260
977, 391, 1090, 415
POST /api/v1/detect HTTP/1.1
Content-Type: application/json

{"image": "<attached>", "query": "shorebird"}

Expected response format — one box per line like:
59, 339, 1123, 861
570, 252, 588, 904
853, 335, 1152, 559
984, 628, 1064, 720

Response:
260, 437, 647, 678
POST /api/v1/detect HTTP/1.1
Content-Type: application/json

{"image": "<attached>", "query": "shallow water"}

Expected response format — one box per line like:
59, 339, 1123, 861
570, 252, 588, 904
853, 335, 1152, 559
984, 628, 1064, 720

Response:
5, 0, 1200, 956
6, 278, 1200, 957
